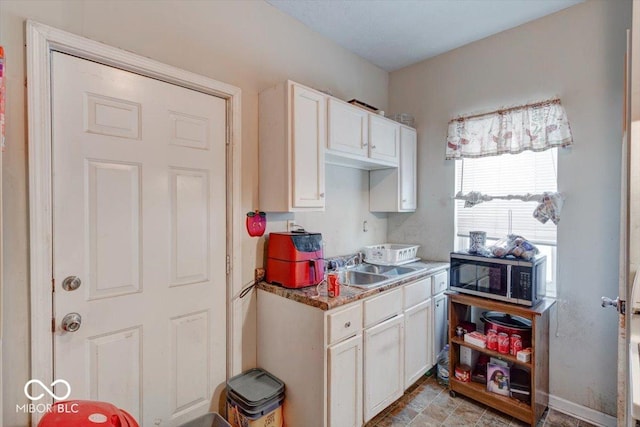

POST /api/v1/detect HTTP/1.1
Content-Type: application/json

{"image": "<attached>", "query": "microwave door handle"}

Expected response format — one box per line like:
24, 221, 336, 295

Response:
506, 265, 512, 298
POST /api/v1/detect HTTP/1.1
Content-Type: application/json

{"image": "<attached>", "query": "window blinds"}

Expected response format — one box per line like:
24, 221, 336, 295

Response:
454, 149, 558, 245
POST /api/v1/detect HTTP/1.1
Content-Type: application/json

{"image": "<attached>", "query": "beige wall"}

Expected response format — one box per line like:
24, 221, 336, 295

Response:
388, 0, 630, 417
0, 1, 388, 425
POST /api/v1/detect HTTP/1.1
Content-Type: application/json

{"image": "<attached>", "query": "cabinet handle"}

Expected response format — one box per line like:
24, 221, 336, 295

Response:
344, 321, 351, 328
402, 199, 407, 202
319, 193, 325, 198
363, 143, 369, 147
371, 145, 377, 149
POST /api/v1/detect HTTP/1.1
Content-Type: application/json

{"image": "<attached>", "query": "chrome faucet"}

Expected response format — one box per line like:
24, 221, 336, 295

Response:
325, 252, 363, 272
343, 252, 364, 269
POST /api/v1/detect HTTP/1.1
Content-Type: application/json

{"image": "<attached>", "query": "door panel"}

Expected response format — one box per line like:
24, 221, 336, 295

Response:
363, 315, 404, 422
170, 310, 210, 416
87, 160, 141, 298
433, 293, 448, 363
51, 52, 227, 426
327, 98, 368, 157
169, 168, 210, 286
404, 299, 432, 388
369, 115, 399, 164
328, 334, 362, 427
87, 327, 142, 419
399, 127, 417, 211
291, 84, 325, 208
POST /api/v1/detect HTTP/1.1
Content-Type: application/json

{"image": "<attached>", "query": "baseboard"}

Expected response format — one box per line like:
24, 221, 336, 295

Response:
549, 394, 617, 427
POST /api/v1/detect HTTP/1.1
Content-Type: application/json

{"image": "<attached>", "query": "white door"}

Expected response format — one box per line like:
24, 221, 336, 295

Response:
363, 315, 404, 422
619, 16, 640, 425
328, 334, 363, 427
51, 52, 227, 426
327, 98, 368, 157
291, 83, 326, 209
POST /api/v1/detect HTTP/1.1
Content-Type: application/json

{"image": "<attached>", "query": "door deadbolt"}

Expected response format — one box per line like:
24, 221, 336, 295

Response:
61, 312, 82, 332
62, 276, 82, 291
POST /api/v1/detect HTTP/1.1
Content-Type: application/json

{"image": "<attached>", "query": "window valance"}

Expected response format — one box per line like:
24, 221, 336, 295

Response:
446, 98, 573, 159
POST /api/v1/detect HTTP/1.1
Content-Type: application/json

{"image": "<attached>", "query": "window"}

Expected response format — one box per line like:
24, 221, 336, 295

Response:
454, 149, 558, 296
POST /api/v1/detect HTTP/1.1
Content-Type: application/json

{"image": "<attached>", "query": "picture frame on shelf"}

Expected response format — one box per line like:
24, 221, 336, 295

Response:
486, 363, 510, 397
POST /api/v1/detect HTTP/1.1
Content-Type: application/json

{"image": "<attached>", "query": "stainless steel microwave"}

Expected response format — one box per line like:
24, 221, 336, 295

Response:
449, 252, 547, 306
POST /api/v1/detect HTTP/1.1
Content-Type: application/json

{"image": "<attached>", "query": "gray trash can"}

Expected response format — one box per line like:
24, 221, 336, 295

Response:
177, 412, 230, 427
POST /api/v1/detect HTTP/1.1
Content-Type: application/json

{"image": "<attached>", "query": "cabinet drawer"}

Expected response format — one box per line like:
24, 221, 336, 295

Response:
364, 288, 402, 328
432, 270, 448, 295
328, 303, 362, 345
404, 277, 431, 309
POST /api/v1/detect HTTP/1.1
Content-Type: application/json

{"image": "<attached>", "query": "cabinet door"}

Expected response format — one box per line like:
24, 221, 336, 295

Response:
433, 293, 448, 363
328, 334, 363, 427
399, 127, 417, 211
327, 98, 368, 157
291, 84, 326, 209
369, 115, 399, 165
404, 299, 432, 389
363, 315, 404, 422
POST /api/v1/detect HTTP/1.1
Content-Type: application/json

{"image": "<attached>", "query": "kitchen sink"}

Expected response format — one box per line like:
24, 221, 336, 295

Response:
335, 263, 424, 288
352, 264, 418, 276
338, 270, 388, 286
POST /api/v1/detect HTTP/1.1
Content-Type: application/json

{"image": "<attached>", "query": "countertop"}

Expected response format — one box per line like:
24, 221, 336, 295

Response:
256, 260, 449, 311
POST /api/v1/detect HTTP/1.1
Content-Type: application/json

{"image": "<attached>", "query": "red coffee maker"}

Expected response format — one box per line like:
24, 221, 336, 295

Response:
266, 232, 325, 288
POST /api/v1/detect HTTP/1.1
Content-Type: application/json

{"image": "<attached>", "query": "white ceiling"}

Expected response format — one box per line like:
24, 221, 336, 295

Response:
266, 0, 584, 71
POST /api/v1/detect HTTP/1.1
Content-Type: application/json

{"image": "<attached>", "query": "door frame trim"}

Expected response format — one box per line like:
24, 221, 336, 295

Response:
26, 20, 242, 424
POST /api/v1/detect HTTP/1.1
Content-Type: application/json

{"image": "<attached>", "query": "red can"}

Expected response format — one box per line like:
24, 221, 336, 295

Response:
510, 334, 523, 356
497, 332, 510, 354
327, 273, 340, 298
486, 329, 498, 351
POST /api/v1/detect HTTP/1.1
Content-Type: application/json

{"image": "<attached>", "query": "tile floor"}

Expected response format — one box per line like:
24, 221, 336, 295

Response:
364, 374, 596, 427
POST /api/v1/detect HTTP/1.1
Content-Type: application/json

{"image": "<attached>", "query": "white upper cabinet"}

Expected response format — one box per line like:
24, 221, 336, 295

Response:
399, 127, 417, 210
326, 99, 401, 170
259, 81, 326, 212
369, 114, 400, 166
370, 126, 417, 212
327, 98, 369, 157
259, 80, 416, 213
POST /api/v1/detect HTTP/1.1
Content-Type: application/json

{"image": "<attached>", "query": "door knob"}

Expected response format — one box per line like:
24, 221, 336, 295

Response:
62, 276, 82, 291
61, 312, 82, 332
601, 296, 626, 314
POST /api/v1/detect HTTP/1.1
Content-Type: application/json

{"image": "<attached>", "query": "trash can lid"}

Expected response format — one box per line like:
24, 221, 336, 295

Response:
37, 400, 139, 427
226, 368, 284, 404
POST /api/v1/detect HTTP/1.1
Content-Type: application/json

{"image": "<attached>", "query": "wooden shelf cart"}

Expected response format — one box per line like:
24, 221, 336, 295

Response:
447, 292, 555, 427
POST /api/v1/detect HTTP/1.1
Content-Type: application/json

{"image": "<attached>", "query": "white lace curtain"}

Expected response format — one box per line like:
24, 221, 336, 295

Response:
449, 98, 573, 225
445, 98, 573, 160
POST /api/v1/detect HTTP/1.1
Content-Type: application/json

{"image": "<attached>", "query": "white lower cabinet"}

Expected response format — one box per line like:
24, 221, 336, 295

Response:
363, 315, 404, 422
404, 299, 432, 388
328, 334, 363, 427
257, 268, 448, 427
433, 291, 448, 363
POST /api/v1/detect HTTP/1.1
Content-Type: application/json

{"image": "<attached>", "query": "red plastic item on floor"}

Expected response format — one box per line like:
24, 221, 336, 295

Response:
38, 400, 139, 427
